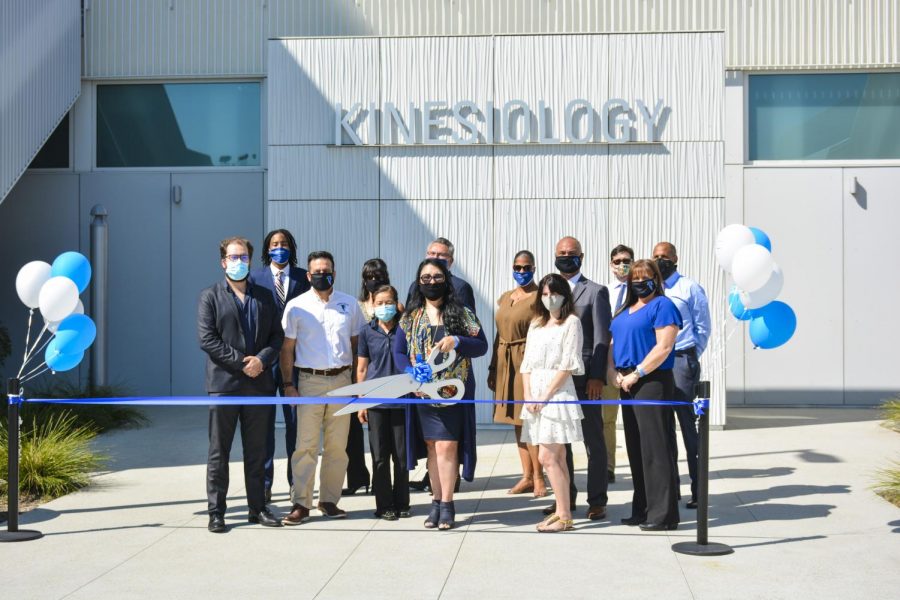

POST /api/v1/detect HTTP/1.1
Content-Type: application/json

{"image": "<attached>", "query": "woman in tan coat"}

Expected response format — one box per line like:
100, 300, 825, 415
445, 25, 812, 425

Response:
488, 250, 546, 497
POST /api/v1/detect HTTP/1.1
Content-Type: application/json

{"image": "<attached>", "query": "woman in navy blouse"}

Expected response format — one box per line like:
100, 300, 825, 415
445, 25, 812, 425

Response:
608, 259, 683, 532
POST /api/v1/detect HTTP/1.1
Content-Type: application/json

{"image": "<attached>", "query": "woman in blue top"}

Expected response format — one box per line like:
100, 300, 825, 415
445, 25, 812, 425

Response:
608, 259, 683, 531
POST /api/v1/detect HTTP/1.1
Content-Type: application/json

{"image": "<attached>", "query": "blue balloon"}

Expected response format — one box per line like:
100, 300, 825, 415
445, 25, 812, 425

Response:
51, 252, 92, 294
728, 287, 753, 321
748, 301, 797, 349
45, 338, 85, 372
749, 227, 772, 251
55, 314, 96, 354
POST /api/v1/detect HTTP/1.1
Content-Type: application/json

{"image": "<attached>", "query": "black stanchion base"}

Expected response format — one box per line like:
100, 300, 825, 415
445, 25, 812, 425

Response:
0, 529, 44, 542
672, 541, 733, 556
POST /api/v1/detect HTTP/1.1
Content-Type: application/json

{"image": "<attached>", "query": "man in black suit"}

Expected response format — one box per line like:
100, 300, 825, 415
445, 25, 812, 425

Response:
250, 229, 310, 502
542, 236, 612, 521
199, 236, 285, 533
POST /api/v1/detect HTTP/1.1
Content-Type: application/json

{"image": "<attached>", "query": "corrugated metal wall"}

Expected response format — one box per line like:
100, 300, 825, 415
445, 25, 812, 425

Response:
267, 33, 728, 425
0, 0, 81, 203
83, 0, 900, 79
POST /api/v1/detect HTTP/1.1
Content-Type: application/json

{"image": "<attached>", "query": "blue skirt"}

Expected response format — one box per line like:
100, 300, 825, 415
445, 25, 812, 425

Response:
417, 403, 465, 441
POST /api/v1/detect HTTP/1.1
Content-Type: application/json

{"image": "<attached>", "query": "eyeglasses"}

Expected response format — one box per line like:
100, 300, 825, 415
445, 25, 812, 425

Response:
426, 251, 450, 260
612, 258, 632, 266
419, 274, 446, 284
512, 265, 534, 272
225, 254, 250, 263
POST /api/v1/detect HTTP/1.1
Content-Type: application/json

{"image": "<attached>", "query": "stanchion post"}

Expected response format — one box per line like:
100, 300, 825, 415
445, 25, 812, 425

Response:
1, 378, 43, 542
672, 380, 732, 556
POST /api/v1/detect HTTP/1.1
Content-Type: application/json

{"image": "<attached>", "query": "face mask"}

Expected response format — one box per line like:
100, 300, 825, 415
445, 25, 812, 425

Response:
225, 260, 249, 281
555, 255, 581, 274
656, 258, 676, 280
268, 247, 290, 265
419, 282, 446, 300
512, 270, 534, 287
365, 279, 386, 294
374, 304, 397, 322
613, 262, 631, 278
632, 279, 656, 298
541, 294, 565, 312
310, 273, 334, 291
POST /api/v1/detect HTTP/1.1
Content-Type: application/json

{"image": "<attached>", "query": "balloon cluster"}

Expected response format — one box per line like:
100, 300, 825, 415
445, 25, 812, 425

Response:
14, 252, 96, 377
715, 225, 796, 349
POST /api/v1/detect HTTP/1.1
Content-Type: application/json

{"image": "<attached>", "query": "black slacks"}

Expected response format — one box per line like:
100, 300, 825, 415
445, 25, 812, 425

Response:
562, 375, 609, 507
345, 415, 371, 490
367, 408, 409, 512
207, 401, 273, 516
621, 369, 680, 526
671, 350, 701, 501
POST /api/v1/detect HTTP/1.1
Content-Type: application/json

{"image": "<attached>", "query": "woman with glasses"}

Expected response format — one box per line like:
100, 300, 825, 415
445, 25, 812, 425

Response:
488, 250, 546, 497
393, 258, 488, 530
609, 259, 683, 532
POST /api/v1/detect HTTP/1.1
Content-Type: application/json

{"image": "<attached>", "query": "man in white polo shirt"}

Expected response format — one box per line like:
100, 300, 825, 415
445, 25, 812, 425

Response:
280, 250, 364, 524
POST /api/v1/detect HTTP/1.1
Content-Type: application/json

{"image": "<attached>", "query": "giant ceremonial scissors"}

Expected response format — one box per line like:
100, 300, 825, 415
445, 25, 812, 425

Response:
328, 347, 465, 416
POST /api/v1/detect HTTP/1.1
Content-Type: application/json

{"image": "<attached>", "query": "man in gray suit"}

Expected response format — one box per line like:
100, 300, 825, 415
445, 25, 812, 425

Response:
542, 236, 612, 520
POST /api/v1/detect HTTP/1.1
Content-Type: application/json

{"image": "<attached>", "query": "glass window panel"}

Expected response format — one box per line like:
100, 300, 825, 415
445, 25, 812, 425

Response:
749, 73, 900, 160
97, 83, 260, 167
29, 114, 70, 169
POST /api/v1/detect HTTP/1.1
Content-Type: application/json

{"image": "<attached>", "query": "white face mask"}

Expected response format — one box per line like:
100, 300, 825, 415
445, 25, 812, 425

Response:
541, 294, 565, 312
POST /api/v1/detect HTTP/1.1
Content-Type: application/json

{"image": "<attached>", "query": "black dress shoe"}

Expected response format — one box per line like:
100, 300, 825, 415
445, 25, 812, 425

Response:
208, 513, 226, 533
542, 500, 578, 516
342, 484, 369, 496
686, 498, 698, 509
409, 474, 430, 492
620, 515, 646, 526
639, 522, 678, 531
249, 509, 283, 527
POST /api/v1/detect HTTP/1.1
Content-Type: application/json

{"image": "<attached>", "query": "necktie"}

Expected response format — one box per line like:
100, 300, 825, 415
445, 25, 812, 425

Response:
275, 270, 286, 308
614, 284, 625, 312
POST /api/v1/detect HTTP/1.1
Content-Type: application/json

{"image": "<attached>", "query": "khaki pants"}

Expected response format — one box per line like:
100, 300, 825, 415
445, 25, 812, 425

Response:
601, 384, 620, 470
290, 370, 352, 508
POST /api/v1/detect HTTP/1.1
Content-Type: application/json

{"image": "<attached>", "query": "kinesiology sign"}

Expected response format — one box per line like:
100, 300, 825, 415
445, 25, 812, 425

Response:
334, 98, 668, 146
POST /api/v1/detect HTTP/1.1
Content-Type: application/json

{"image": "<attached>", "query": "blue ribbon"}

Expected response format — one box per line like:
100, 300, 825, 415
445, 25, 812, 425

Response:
404, 355, 433, 384
693, 398, 710, 416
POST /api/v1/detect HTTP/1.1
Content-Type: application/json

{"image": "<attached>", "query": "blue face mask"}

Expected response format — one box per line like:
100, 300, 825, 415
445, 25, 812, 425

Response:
512, 270, 534, 287
225, 260, 249, 281
269, 247, 290, 265
374, 304, 398, 322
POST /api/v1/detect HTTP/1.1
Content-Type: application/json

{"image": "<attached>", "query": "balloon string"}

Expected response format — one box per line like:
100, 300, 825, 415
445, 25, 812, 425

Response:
22, 323, 51, 367
20, 361, 49, 383
17, 309, 35, 378
19, 334, 54, 375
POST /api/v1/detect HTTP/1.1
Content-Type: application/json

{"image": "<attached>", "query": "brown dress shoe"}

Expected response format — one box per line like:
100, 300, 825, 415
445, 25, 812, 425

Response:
317, 502, 347, 518
587, 505, 607, 521
282, 504, 310, 526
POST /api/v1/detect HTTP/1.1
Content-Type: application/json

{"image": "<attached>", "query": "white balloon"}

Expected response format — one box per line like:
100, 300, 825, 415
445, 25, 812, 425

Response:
46, 299, 85, 333
732, 245, 776, 293
739, 264, 784, 309
714, 224, 756, 273
38, 276, 80, 322
15, 261, 52, 309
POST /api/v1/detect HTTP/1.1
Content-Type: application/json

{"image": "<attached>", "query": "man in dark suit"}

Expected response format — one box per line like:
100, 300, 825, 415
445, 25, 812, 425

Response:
250, 229, 310, 503
543, 236, 612, 521
405, 237, 477, 313
199, 236, 285, 533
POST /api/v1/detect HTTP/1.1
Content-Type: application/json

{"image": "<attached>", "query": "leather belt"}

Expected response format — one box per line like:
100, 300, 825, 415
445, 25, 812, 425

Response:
675, 347, 697, 357
298, 365, 350, 377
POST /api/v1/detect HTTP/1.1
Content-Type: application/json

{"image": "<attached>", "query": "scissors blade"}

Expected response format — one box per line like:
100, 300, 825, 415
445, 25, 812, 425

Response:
333, 401, 382, 416
326, 374, 410, 398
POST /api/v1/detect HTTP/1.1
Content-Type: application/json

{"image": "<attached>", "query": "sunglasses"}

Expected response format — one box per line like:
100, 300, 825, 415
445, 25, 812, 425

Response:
512, 265, 534, 272
419, 274, 446, 284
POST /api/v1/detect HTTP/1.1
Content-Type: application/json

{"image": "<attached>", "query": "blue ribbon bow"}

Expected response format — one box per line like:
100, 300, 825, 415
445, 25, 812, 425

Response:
404, 354, 433, 384
693, 398, 709, 416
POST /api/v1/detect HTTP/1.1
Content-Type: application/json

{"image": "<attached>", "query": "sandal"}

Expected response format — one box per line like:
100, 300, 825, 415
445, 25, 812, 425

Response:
424, 500, 440, 529
438, 501, 455, 530
537, 518, 574, 533
537, 513, 560, 530
533, 476, 548, 498
508, 477, 535, 495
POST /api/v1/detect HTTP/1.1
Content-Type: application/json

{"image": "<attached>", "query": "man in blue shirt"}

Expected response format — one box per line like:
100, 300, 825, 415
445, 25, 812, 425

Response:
653, 241, 711, 509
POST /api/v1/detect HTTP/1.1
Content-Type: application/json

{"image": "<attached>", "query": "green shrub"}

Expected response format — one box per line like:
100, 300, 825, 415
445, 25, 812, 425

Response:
873, 461, 900, 508
883, 397, 900, 433
1, 413, 105, 501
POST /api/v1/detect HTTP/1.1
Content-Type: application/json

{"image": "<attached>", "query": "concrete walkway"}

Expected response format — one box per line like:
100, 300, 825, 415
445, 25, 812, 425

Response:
3, 406, 898, 599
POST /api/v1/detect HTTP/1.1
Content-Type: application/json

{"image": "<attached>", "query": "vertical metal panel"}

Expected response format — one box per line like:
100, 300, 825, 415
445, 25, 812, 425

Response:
0, 0, 80, 204
608, 143, 724, 198
268, 146, 379, 200
494, 146, 610, 199
379, 147, 493, 200
83, 1, 900, 79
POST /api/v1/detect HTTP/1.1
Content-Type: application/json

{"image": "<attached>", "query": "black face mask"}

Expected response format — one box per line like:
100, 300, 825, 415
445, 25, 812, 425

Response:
365, 279, 386, 294
555, 255, 582, 274
632, 279, 656, 298
419, 282, 446, 300
310, 273, 334, 292
656, 258, 677, 280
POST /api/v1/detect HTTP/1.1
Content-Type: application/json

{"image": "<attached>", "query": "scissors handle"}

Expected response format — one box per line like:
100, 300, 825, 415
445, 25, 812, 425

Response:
426, 347, 457, 374
418, 378, 465, 401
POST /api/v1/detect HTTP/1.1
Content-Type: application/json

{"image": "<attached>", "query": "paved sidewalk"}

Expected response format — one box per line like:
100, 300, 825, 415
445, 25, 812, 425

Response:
3, 406, 898, 599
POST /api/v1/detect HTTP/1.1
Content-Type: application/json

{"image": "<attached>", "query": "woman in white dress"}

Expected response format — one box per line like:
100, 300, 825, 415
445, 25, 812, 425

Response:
520, 273, 585, 532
